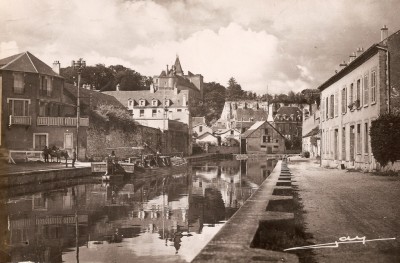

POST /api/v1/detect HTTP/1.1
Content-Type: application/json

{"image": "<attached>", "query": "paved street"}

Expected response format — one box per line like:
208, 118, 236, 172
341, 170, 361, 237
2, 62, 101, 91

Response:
289, 158, 400, 263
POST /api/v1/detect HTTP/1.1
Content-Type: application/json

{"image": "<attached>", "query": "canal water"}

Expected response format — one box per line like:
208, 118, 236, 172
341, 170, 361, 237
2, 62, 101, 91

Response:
1, 158, 277, 263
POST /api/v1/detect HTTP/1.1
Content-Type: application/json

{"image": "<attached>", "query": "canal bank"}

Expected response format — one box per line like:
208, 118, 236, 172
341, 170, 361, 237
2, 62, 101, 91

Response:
192, 159, 299, 263
0, 153, 225, 188
0, 162, 92, 188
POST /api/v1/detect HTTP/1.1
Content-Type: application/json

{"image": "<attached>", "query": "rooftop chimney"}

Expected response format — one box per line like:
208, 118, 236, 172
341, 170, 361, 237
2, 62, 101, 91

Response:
381, 25, 389, 41
356, 47, 364, 57
349, 52, 356, 63
267, 104, 274, 122
339, 60, 348, 69
52, 61, 60, 75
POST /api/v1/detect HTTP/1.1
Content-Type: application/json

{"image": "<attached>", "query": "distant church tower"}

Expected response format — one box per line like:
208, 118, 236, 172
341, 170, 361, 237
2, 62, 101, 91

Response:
174, 55, 184, 76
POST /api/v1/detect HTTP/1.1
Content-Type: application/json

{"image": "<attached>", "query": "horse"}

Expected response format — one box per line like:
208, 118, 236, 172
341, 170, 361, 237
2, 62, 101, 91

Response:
49, 148, 69, 164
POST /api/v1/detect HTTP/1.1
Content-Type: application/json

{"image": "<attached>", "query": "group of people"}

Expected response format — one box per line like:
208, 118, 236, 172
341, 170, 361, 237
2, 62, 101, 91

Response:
42, 145, 76, 167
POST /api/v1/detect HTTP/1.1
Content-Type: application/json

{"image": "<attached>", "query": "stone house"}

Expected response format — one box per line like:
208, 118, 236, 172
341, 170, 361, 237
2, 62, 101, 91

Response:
241, 121, 286, 154
0, 52, 87, 158
302, 103, 320, 157
273, 106, 302, 141
319, 26, 400, 171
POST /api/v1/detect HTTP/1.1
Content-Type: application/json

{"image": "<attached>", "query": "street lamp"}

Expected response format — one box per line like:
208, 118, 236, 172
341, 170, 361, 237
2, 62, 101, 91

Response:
71, 58, 86, 160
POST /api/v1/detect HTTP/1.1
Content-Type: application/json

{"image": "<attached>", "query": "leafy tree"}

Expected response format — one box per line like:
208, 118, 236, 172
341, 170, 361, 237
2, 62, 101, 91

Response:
370, 113, 400, 167
226, 77, 244, 101
60, 64, 151, 91
190, 82, 226, 125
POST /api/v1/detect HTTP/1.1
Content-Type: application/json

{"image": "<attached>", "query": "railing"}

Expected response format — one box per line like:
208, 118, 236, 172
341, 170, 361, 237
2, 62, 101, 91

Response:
8, 150, 44, 164
37, 117, 89, 127
9, 115, 32, 126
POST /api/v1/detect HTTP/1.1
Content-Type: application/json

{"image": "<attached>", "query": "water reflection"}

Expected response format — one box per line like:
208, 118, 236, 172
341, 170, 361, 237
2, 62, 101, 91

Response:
0, 158, 277, 263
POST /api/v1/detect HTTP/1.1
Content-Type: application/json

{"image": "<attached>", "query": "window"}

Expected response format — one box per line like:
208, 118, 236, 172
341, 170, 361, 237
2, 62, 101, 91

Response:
356, 79, 361, 107
177, 109, 182, 112
152, 109, 156, 117
13, 73, 24, 94
321, 99, 324, 121
40, 76, 53, 97
8, 98, 30, 116
334, 92, 338, 116
371, 71, 376, 103
128, 100, 133, 107
264, 128, 268, 134
325, 97, 328, 119
364, 122, 369, 154
152, 100, 158, 106
363, 74, 369, 106
263, 136, 267, 143
357, 124, 361, 154
140, 100, 145, 106
330, 95, 334, 118
199, 126, 203, 132
341, 87, 347, 114
164, 99, 170, 106
350, 83, 354, 104
230, 130, 234, 135
140, 109, 144, 117
268, 136, 271, 143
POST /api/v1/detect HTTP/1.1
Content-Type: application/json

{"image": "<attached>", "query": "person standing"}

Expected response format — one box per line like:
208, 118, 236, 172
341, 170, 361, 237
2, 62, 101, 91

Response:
43, 146, 49, 163
71, 149, 77, 168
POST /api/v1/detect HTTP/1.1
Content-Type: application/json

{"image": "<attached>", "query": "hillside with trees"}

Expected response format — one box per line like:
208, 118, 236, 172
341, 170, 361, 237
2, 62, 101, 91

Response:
60, 64, 152, 91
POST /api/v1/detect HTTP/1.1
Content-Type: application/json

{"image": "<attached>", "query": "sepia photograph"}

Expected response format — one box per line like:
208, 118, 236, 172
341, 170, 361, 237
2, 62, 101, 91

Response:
0, 0, 399, 262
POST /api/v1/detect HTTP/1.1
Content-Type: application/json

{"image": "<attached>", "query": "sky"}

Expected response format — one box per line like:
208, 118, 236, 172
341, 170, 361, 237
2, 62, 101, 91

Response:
1, 0, 399, 95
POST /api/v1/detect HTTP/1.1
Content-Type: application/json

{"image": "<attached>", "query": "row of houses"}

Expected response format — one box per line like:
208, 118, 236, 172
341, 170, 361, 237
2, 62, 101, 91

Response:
0, 53, 192, 161
302, 25, 400, 171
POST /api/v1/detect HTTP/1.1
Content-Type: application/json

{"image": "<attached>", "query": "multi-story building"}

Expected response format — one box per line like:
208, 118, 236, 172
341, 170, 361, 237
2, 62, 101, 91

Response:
274, 106, 303, 141
319, 26, 400, 171
302, 103, 320, 157
0, 52, 89, 158
241, 120, 286, 154
104, 56, 202, 154
213, 100, 269, 132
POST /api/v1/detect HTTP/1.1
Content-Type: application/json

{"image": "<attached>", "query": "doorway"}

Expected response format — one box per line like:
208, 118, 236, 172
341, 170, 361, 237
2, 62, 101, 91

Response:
33, 133, 48, 150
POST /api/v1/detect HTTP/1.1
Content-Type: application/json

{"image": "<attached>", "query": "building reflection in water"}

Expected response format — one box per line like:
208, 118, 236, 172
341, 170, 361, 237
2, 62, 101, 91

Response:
0, 157, 277, 263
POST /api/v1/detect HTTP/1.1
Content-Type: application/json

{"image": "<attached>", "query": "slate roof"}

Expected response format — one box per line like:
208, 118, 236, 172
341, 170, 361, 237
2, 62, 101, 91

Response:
192, 117, 206, 126
174, 56, 183, 75
64, 84, 124, 109
198, 132, 217, 140
302, 127, 320, 138
103, 90, 188, 108
236, 108, 268, 121
275, 106, 302, 116
0, 51, 60, 77
241, 120, 285, 139
214, 128, 240, 135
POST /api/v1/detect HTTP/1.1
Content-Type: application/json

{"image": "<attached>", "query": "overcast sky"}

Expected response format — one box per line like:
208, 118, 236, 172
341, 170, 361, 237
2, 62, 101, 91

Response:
1, 0, 399, 94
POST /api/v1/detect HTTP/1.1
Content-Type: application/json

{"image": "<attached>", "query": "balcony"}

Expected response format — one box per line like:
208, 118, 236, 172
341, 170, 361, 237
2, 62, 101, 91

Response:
37, 117, 89, 127
9, 115, 32, 126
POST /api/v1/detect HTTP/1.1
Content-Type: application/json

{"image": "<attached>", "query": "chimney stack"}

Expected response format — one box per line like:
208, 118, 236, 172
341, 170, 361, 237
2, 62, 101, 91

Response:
349, 52, 356, 63
52, 61, 60, 75
381, 25, 389, 41
356, 47, 364, 57
166, 65, 169, 74
339, 60, 348, 70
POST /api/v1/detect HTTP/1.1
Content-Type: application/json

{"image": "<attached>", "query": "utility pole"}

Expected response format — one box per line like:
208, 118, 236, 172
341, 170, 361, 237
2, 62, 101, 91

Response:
71, 58, 86, 160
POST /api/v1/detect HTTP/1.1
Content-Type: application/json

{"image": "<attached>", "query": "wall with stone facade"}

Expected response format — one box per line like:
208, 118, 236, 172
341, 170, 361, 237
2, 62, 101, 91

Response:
86, 123, 188, 161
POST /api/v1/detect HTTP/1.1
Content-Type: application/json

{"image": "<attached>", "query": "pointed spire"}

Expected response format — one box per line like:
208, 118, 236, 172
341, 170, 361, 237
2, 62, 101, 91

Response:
174, 55, 183, 76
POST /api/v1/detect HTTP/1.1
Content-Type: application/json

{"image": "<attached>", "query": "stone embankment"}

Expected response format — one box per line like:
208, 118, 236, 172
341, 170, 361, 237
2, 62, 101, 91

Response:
192, 160, 299, 263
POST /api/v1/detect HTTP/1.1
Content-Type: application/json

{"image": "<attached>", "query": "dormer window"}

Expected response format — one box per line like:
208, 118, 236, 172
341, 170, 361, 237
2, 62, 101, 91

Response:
128, 99, 133, 107
164, 99, 170, 107
139, 99, 146, 106
152, 99, 158, 106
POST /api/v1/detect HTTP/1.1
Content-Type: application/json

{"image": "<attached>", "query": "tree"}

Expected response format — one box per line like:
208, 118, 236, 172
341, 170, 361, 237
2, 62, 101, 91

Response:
370, 113, 400, 167
190, 81, 226, 125
226, 77, 244, 101
60, 64, 151, 91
